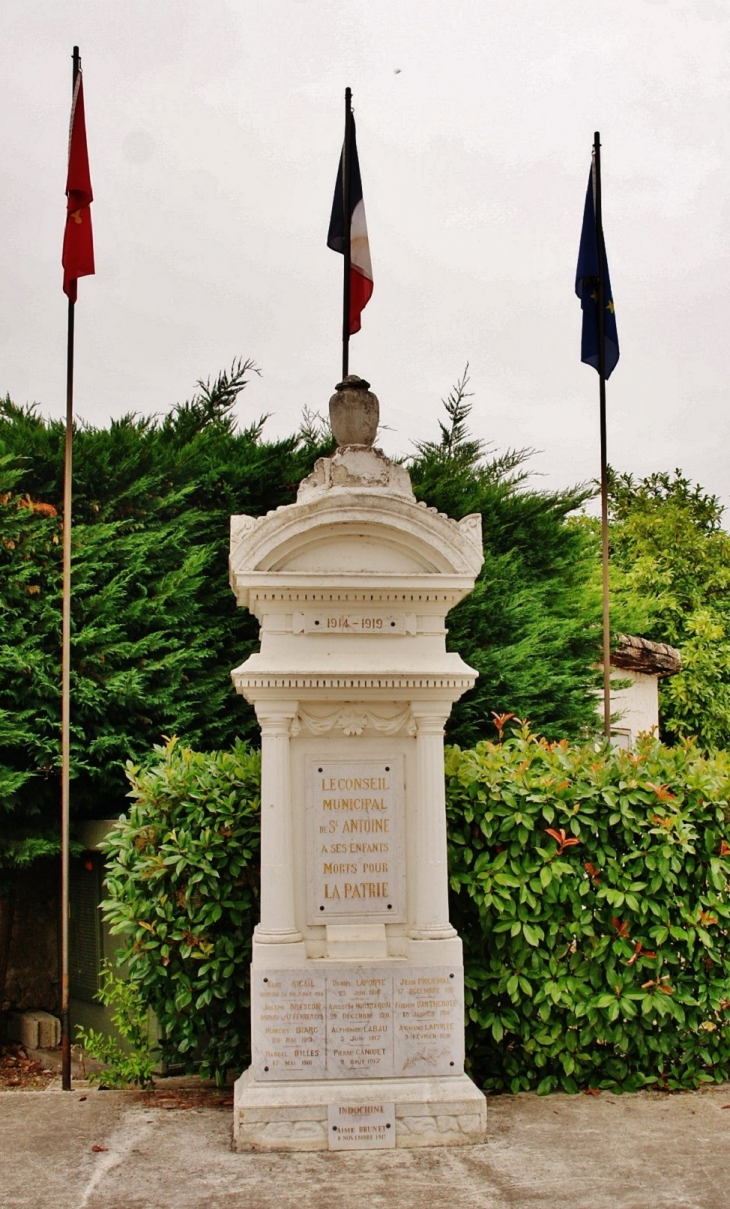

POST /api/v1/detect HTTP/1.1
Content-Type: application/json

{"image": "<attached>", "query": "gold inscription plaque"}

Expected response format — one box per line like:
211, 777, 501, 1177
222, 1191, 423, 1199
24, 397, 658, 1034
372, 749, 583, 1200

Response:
306, 757, 405, 923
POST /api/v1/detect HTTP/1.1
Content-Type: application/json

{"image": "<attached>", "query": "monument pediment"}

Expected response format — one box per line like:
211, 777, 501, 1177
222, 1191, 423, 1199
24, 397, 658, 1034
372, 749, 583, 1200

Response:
230, 489, 483, 582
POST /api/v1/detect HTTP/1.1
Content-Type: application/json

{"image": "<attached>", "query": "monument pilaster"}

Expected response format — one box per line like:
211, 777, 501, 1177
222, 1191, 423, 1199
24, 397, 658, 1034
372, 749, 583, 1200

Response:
253, 702, 304, 952
409, 703, 457, 942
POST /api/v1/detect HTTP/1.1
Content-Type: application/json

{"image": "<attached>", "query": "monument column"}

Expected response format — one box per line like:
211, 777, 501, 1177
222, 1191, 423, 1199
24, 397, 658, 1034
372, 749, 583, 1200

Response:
409, 702, 457, 941
254, 702, 303, 946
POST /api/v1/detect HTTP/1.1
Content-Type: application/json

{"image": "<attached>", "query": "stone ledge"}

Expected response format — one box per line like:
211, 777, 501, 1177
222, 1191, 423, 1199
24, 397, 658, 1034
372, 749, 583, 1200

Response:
233, 1068, 486, 1152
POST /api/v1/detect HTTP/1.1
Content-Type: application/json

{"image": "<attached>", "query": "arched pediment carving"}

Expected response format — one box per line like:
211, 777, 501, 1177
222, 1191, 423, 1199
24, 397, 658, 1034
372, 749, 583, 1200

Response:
230, 493, 482, 580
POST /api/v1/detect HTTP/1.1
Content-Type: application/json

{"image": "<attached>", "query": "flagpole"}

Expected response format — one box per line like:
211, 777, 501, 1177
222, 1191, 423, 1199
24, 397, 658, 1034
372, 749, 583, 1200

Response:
341, 87, 352, 378
593, 130, 611, 740
60, 42, 80, 1093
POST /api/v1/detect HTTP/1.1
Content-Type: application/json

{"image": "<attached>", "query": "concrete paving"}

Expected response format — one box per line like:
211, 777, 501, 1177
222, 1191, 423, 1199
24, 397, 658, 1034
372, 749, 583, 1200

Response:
2, 1082, 730, 1209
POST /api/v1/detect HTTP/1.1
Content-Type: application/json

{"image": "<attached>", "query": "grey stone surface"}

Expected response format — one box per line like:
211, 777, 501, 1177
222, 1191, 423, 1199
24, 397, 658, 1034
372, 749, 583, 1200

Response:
6, 1010, 61, 1048
233, 1070, 484, 1151
328, 376, 379, 448
2, 1083, 730, 1208
250, 964, 464, 1087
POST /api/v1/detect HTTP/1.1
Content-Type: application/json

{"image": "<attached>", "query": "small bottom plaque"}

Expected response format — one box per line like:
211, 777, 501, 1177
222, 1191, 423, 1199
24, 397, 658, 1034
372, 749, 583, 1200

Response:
327, 1102, 396, 1150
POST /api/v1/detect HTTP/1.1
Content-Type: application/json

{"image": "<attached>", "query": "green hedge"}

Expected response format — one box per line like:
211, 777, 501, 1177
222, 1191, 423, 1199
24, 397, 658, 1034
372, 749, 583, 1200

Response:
100, 729, 730, 1092
101, 739, 261, 1081
447, 724, 730, 1093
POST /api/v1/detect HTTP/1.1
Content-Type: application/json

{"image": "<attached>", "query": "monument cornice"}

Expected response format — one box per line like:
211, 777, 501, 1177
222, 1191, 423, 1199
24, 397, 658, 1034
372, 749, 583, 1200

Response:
232, 575, 479, 612
231, 671, 477, 694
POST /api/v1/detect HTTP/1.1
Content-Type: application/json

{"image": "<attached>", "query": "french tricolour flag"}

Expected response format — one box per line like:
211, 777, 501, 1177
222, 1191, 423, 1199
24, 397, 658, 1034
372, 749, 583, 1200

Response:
327, 112, 373, 334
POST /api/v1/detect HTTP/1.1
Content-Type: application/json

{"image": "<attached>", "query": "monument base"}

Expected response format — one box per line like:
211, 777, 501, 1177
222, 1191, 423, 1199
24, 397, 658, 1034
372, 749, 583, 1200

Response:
232, 1067, 486, 1151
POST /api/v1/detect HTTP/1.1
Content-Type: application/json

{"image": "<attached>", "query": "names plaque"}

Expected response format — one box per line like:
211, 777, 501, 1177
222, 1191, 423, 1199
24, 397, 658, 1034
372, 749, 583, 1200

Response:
327, 1103, 396, 1150
394, 968, 465, 1077
306, 757, 405, 923
327, 970, 393, 1079
252, 966, 463, 1082
252, 970, 326, 1080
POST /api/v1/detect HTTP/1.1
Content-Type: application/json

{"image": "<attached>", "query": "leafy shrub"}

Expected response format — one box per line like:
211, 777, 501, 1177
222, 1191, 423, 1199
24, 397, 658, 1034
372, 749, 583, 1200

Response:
75, 963, 157, 1088
606, 469, 730, 751
101, 738, 261, 1083
101, 728, 730, 1094
447, 723, 730, 1093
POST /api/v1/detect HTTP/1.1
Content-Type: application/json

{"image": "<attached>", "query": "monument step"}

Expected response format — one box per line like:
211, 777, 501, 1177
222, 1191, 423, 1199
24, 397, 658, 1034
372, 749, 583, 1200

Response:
233, 1067, 486, 1152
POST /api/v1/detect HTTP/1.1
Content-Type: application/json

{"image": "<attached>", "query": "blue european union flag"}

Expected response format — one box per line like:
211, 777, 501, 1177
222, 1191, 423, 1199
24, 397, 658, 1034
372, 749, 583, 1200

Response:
575, 167, 619, 378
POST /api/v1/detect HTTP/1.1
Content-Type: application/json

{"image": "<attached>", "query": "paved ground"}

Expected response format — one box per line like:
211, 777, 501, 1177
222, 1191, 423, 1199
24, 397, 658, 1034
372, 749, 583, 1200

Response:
2, 1081, 729, 1209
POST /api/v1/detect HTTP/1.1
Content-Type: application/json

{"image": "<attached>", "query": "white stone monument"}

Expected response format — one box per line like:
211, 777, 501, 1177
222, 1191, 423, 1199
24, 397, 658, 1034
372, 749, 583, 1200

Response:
230, 376, 487, 1151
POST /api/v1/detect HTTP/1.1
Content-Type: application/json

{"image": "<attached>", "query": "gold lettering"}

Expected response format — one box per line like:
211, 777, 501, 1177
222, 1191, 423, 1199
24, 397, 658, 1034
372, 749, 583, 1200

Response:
341, 882, 388, 899
341, 818, 389, 834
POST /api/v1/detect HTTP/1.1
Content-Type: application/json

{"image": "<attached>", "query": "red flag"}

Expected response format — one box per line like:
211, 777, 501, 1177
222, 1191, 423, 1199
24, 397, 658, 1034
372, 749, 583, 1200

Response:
62, 72, 94, 301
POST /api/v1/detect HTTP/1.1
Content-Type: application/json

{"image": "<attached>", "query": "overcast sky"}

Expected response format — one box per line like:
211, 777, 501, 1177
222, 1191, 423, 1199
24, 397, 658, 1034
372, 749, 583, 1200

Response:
2, 0, 729, 514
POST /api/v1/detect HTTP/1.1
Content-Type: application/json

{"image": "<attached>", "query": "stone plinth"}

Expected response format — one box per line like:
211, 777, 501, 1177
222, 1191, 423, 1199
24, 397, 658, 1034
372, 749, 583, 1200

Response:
234, 1069, 486, 1151
229, 385, 486, 1151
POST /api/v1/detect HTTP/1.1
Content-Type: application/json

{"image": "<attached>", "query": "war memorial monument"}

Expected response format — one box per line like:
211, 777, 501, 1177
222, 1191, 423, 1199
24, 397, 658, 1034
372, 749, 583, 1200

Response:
228, 376, 487, 1150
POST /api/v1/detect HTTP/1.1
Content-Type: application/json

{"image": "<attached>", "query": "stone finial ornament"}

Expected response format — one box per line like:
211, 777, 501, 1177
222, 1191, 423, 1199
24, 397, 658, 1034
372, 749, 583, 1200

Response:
329, 375, 379, 447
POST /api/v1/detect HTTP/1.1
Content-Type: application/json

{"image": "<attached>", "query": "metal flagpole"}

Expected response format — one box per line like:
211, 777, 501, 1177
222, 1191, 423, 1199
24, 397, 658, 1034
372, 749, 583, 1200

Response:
60, 43, 80, 1093
341, 87, 353, 378
593, 130, 612, 740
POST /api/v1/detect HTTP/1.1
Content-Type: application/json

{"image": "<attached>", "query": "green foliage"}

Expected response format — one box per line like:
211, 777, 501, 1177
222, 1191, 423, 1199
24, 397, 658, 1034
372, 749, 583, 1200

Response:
446, 724, 730, 1094
100, 738, 261, 1083
0, 361, 605, 880
0, 459, 67, 881
0, 364, 333, 871
608, 470, 730, 750
408, 369, 603, 744
100, 727, 730, 1094
75, 962, 157, 1088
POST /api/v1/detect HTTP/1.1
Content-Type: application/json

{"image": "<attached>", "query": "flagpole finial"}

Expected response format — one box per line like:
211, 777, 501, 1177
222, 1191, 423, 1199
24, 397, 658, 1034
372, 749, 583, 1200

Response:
329, 376, 379, 447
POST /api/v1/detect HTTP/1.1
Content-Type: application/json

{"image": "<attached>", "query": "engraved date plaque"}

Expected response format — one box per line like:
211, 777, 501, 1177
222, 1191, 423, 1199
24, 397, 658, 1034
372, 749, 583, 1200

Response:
294, 611, 416, 635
